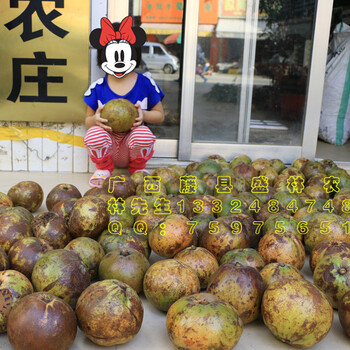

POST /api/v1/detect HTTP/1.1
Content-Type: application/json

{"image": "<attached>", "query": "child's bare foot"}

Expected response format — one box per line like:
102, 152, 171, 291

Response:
89, 169, 111, 188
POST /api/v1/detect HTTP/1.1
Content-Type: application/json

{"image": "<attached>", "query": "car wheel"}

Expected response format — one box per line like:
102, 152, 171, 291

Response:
163, 64, 174, 74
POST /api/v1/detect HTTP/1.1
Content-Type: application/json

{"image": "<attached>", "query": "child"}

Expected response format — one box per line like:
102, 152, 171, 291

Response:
83, 17, 164, 187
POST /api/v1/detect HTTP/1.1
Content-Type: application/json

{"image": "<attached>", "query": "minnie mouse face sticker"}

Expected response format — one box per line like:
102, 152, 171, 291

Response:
89, 16, 146, 79
103, 40, 135, 77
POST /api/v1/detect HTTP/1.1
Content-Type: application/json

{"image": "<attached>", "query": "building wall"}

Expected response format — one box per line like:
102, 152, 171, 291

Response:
0, 121, 94, 173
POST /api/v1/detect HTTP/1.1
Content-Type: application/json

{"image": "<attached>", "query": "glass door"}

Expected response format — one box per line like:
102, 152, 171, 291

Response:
179, 0, 334, 163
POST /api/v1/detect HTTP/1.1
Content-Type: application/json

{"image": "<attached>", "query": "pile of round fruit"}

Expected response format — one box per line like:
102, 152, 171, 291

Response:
1, 154, 350, 349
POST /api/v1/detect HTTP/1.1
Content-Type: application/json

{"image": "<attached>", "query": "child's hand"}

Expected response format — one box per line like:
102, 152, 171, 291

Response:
93, 105, 112, 132
131, 103, 144, 130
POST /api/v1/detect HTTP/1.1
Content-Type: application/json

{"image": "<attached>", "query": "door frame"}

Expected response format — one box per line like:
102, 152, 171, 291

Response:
178, 0, 334, 163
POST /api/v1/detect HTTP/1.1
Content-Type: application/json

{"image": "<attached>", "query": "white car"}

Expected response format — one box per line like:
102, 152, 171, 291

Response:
141, 42, 179, 74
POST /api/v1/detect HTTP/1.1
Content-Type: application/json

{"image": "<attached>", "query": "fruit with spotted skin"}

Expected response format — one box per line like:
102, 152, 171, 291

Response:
251, 158, 272, 172
65, 237, 105, 280
339, 290, 350, 337
101, 98, 138, 132
313, 252, 350, 309
0, 193, 12, 208
167, 195, 192, 218
99, 247, 149, 293
189, 213, 215, 239
0, 248, 9, 272
98, 228, 150, 259
309, 240, 350, 273
8, 237, 52, 278
231, 163, 258, 183
258, 231, 305, 270
207, 262, 265, 324
32, 212, 71, 249
0, 270, 33, 333
0, 211, 32, 253
152, 167, 180, 184
31, 249, 90, 308
291, 157, 310, 170
148, 214, 194, 258
76, 280, 143, 346
68, 196, 109, 239
196, 160, 222, 176
186, 161, 200, 173
7, 181, 43, 212
188, 195, 218, 217
229, 154, 251, 168
262, 278, 333, 348
143, 259, 200, 312
167, 293, 243, 350
199, 216, 251, 260
220, 248, 265, 271
301, 160, 326, 179
260, 262, 304, 287
0, 206, 34, 224
168, 164, 186, 176
174, 246, 219, 289
303, 185, 329, 200
7, 292, 77, 350
46, 184, 81, 211
270, 159, 285, 173
305, 212, 348, 252
102, 174, 136, 199
259, 167, 278, 186
51, 198, 77, 223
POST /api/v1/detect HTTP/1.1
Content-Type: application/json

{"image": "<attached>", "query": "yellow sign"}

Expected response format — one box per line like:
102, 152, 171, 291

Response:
1, 1, 90, 122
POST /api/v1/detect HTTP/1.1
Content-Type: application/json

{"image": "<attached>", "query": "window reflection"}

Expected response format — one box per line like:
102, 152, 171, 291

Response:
131, 0, 316, 146
192, 0, 315, 145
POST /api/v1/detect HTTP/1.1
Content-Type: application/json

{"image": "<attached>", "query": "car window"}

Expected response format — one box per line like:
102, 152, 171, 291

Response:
153, 46, 165, 56
142, 46, 149, 54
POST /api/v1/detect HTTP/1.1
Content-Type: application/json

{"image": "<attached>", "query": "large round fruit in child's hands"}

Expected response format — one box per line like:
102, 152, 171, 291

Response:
101, 99, 138, 132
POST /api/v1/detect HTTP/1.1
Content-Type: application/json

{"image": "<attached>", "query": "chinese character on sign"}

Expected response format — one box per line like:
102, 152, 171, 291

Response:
144, 176, 161, 194
323, 176, 340, 193
176, 2, 183, 10
7, 51, 67, 103
5, 0, 69, 42
179, 175, 197, 194
215, 176, 233, 193
251, 176, 269, 193
287, 176, 305, 194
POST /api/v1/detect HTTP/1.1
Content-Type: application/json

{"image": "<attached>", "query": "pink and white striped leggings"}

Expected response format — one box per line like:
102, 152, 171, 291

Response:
84, 125, 156, 174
